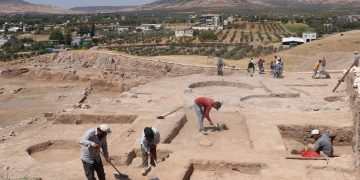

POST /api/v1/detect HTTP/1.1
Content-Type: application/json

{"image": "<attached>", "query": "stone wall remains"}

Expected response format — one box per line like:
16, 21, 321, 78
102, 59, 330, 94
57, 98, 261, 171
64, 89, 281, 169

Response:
346, 71, 360, 178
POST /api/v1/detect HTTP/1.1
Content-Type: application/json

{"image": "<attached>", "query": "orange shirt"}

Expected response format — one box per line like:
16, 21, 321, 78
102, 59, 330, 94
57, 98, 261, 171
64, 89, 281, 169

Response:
314, 62, 321, 70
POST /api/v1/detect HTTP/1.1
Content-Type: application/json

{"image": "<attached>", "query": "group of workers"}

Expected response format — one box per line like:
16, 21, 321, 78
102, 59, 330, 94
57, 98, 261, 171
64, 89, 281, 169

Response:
78, 51, 360, 179
79, 96, 221, 179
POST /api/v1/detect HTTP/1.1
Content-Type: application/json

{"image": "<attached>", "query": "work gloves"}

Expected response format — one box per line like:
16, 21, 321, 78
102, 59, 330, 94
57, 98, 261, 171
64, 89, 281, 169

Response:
147, 151, 154, 158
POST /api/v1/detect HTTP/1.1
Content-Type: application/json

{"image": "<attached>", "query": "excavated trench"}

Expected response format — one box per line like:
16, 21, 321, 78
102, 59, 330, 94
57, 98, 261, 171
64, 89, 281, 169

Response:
183, 160, 263, 180
278, 125, 353, 155
107, 148, 173, 167
307, 165, 356, 180
189, 81, 255, 90
53, 114, 138, 124
27, 140, 80, 163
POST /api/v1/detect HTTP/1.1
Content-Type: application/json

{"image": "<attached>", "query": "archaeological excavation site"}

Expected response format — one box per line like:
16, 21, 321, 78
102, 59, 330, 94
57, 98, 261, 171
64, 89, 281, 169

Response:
1, 50, 360, 180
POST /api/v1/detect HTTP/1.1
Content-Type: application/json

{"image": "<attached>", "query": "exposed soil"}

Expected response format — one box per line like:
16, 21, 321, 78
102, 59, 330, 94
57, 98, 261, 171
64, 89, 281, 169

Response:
0, 35, 358, 179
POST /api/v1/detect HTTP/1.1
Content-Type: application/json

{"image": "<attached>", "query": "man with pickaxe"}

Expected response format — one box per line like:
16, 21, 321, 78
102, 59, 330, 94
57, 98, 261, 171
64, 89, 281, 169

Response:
141, 127, 160, 176
80, 124, 112, 180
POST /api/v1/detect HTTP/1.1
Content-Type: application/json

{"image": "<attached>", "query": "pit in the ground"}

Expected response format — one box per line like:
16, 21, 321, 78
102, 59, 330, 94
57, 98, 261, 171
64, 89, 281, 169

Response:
307, 165, 356, 180
183, 160, 263, 180
278, 125, 353, 155
27, 140, 80, 163
53, 114, 138, 124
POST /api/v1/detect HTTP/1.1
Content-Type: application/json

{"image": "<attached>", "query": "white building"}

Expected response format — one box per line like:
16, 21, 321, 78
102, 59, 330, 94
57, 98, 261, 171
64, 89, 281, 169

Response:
228, 16, 234, 23
175, 29, 193, 37
282, 37, 305, 47
192, 26, 223, 31
140, 24, 163, 30
200, 14, 222, 27
302, 32, 317, 42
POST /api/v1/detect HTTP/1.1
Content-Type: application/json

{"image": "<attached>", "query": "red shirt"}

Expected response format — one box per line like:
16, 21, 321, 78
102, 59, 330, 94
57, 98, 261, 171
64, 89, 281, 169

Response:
195, 97, 215, 120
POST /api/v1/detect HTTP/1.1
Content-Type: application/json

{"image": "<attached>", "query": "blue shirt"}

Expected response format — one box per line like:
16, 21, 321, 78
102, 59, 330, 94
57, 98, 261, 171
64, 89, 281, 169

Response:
80, 128, 109, 164
314, 133, 333, 157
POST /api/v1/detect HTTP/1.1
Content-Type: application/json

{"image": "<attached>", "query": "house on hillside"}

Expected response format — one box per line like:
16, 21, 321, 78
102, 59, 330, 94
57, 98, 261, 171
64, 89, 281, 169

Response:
174, 29, 193, 37
117, 26, 132, 33
0, 35, 18, 47
71, 38, 85, 46
282, 37, 304, 47
141, 24, 163, 30
135, 24, 154, 33
103, 25, 120, 31
302, 32, 317, 42
200, 14, 222, 27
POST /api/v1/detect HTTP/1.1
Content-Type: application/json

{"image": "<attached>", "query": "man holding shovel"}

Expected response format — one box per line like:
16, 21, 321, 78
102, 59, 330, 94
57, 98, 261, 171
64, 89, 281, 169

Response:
141, 127, 160, 176
194, 97, 222, 135
80, 124, 112, 180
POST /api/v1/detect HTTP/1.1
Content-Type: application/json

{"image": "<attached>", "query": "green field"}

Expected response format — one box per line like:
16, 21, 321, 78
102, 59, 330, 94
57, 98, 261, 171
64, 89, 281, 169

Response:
283, 23, 315, 33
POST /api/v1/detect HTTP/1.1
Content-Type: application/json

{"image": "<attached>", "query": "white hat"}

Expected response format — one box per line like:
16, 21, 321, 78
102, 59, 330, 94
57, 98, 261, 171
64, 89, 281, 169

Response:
100, 124, 111, 133
310, 129, 320, 138
355, 51, 358, 54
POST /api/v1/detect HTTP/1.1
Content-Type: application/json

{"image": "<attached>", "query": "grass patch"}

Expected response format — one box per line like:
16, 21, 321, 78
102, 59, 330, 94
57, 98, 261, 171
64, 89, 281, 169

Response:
283, 23, 315, 33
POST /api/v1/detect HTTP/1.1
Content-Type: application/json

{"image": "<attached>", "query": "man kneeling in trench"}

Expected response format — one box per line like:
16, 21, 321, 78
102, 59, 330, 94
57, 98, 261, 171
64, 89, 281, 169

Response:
308, 129, 337, 157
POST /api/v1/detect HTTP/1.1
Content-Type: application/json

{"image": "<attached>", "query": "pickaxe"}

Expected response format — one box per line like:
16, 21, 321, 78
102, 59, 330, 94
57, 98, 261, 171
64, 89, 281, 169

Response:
127, 130, 134, 137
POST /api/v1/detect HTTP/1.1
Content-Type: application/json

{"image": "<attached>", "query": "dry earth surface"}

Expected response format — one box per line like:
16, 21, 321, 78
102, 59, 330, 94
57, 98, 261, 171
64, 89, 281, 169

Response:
0, 31, 359, 180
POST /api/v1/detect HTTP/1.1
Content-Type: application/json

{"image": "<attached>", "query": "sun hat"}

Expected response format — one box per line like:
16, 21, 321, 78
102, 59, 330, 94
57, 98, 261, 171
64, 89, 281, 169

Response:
309, 129, 320, 138
100, 124, 111, 133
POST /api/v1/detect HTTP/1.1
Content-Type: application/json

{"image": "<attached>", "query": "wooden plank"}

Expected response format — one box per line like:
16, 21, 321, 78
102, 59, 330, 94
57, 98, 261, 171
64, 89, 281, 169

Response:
332, 62, 356, 92
285, 156, 327, 160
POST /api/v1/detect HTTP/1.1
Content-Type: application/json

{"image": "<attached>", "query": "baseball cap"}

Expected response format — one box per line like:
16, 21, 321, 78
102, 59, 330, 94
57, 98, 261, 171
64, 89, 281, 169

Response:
100, 124, 112, 133
309, 129, 320, 138
214, 101, 222, 111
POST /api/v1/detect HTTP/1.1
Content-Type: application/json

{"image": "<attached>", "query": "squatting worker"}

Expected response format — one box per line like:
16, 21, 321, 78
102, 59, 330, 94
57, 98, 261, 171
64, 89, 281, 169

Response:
193, 97, 222, 135
141, 127, 160, 176
80, 124, 112, 180
309, 129, 337, 157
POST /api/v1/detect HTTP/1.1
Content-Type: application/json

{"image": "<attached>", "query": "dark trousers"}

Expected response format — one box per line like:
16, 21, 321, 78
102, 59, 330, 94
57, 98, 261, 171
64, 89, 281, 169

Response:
82, 159, 106, 180
141, 145, 157, 168
217, 69, 223, 76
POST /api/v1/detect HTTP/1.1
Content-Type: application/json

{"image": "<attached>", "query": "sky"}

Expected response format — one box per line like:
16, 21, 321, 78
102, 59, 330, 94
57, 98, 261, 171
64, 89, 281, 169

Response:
24, 0, 156, 9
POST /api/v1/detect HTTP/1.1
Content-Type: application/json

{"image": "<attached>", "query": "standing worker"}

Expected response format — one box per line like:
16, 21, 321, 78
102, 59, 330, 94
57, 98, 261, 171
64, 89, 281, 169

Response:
193, 97, 222, 135
80, 124, 112, 180
319, 57, 327, 78
312, 60, 322, 79
258, 58, 264, 74
247, 58, 256, 77
273, 60, 282, 78
217, 58, 224, 76
354, 51, 359, 67
141, 127, 160, 176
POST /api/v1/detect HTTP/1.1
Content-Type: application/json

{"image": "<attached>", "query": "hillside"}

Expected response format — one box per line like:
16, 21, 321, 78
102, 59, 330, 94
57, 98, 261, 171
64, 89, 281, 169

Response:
70, 6, 137, 13
143, 0, 359, 9
0, 0, 76, 14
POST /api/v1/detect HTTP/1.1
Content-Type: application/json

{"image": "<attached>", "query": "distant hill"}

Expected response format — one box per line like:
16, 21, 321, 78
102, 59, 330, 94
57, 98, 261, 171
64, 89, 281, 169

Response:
142, 0, 359, 9
70, 6, 137, 13
0, 0, 76, 14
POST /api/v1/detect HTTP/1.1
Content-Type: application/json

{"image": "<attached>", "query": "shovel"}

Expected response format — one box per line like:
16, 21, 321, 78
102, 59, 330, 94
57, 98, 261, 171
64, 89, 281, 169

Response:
100, 151, 129, 180
156, 106, 183, 119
